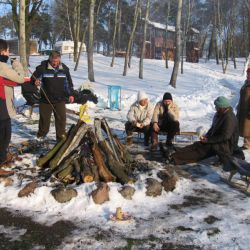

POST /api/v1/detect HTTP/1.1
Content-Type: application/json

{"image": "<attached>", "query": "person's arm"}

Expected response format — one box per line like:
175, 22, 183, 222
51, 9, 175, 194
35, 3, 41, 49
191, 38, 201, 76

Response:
151, 102, 160, 123
0, 61, 25, 83
127, 104, 137, 125
207, 116, 235, 144
1, 78, 19, 87
168, 102, 179, 121
142, 102, 154, 126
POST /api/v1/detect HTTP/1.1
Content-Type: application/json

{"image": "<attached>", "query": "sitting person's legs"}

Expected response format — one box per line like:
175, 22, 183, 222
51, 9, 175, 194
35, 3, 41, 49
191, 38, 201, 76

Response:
161, 115, 180, 145
172, 142, 213, 165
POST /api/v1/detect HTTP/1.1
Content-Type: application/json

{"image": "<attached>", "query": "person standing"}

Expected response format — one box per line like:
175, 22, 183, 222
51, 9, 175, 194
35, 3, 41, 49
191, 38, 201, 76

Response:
0, 39, 25, 166
151, 92, 180, 151
237, 68, 250, 150
125, 91, 154, 146
32, 51, 74, 141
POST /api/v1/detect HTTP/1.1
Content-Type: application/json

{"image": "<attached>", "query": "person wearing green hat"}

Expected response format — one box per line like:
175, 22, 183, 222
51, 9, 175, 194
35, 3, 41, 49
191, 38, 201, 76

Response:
168, 96, 243, 172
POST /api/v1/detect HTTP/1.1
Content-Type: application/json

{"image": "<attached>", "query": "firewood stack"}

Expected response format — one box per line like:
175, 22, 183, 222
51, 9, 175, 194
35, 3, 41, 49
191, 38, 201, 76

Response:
37, 118, 134, 185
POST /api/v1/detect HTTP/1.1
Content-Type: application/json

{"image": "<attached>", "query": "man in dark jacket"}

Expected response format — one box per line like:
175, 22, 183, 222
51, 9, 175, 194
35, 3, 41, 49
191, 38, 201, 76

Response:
171, 96, 239, 171
32, 51, 74, 141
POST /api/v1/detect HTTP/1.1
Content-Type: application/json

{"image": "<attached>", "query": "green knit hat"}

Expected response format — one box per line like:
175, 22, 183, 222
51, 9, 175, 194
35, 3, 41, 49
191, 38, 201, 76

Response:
214, 96, 230, 108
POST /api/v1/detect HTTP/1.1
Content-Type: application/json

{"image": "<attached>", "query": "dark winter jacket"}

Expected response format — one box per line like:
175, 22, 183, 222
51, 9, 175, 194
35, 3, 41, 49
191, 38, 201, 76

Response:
236, 80, 250, 137
206, 107, 239, 155
31, 60, 74, 104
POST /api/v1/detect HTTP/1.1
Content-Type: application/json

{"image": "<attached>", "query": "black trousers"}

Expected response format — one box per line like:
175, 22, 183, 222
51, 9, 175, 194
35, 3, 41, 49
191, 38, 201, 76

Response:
38, 102, 66, 141
152, 114, 180, 143
0, 118, 11, 164
125, 121, 151, 142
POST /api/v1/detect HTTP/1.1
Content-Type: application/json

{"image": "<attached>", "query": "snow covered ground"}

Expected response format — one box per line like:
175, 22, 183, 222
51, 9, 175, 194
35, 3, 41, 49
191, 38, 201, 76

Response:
1, 54, 250, 249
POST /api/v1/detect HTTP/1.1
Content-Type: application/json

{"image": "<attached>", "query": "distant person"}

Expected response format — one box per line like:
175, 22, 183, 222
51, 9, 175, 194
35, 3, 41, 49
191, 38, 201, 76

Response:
151, 92, 180, 151
236, 68, 250, 150
0, 39, 25, 166
125, 91, 154, 146
31, 51, 74, 142
170, 96, 241, 171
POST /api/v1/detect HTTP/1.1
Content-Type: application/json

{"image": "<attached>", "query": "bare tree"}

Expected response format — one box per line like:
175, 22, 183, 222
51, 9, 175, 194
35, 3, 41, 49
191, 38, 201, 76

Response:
65, 0, 73, 40
73, 0, 81, 62
165, 0, 171, 69
88, 0, 95, 82
19, 0, 28, 74
181, 0, 192, 74
169, 0, 183, 88
139, 0, 150, 79
123, 0, 140, 76
110, 0, 120, 67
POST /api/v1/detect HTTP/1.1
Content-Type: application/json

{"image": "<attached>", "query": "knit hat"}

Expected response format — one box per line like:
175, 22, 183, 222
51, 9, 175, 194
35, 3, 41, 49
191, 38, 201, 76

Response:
137, 91, 148, 101
163, 92, 173, 101
214, 96, 230, 108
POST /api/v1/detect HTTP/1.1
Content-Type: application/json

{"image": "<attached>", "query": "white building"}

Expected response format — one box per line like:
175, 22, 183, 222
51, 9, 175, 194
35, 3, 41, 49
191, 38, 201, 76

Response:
54, 40, 86, 54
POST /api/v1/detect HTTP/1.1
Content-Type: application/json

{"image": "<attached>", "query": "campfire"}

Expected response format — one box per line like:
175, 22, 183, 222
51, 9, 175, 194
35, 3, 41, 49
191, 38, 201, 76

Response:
37, 118, 134, 185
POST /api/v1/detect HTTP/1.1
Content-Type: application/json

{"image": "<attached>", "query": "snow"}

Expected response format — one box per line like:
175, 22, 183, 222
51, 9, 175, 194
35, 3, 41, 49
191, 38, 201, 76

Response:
1, 53, 250, 249
147, 19, 176, 32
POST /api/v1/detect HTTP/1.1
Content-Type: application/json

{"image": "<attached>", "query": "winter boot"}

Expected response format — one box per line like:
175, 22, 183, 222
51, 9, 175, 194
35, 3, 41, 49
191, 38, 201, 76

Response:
126, 131, 133, 145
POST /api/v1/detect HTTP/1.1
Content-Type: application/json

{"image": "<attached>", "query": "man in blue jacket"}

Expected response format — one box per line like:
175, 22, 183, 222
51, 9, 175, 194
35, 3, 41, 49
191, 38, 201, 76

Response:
32, 51, 74, 141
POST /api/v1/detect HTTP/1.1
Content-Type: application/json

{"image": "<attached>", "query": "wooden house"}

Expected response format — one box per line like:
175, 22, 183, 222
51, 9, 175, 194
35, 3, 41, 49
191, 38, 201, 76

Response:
142, 20, 176, 60
7, 39, 38, 55
186, 27, 200, 63
139, 19, 200, 62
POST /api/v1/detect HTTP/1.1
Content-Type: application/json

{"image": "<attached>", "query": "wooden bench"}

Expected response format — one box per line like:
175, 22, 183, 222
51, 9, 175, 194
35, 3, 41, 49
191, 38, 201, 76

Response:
135, 131, 198, 144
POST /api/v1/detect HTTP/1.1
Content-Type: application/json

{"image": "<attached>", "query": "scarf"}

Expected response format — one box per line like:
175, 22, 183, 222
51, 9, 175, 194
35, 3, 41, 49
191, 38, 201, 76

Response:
0, 55, 9, 63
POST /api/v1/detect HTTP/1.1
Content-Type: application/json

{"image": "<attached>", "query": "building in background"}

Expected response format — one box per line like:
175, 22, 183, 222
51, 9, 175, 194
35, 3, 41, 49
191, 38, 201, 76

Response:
54, 40, 86, 54
7, 39, 38, 55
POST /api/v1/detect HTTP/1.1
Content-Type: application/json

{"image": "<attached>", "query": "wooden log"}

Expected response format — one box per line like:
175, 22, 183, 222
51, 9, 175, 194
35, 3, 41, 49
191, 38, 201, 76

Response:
101, 118, 121, 162
114, 136, 133, 163
57, 123, 90, 166
37, 135, 67, 168
94, 118, 132, 184
81, 156, 94, 183
73, 158, 82, 184
78, 135, 100, 183
49, 121, 83, 170
99, 141, 132, 184
53, 152, 78, 177
91, 141, 116, 182
57, 165, 74, 181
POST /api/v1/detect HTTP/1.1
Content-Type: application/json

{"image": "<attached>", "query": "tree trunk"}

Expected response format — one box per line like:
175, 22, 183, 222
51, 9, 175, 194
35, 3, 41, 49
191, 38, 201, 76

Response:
123, 0, 140, 76
19, 0, 28, 74
88, 0, 96, 82
110, 0, 120, 67
65, 0, 74, 40
181, 0, 191, 74
74, 25, 88, 71
139, 0, 150, 79
73, 0, 81, 62
165, 0, 171, 68
169, 0, 183, 88
117, 5, 122, 51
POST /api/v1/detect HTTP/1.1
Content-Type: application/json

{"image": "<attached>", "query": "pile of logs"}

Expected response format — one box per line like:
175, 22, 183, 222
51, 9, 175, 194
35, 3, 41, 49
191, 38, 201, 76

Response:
37, 118, 134, 185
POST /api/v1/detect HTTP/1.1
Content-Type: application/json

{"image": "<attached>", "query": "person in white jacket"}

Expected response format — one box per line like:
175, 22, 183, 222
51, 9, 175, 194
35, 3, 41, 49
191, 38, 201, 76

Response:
125, 91, 154, 146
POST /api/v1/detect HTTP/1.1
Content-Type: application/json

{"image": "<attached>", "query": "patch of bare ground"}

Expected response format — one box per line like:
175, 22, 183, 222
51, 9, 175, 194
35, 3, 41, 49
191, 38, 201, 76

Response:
0, 208, 76, 250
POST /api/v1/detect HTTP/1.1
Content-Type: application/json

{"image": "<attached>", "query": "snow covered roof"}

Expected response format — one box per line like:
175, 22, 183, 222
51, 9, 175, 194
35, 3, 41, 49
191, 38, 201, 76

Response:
55, 40, 74, 46
146, 19, 176, 32
190, 27, 200, 34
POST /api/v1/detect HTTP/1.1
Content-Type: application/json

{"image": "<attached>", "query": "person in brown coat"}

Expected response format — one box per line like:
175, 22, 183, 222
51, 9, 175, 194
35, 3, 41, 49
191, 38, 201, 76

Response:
236, 68, 250, 150
151, 92, 180, 151
170, 96, 240, 171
